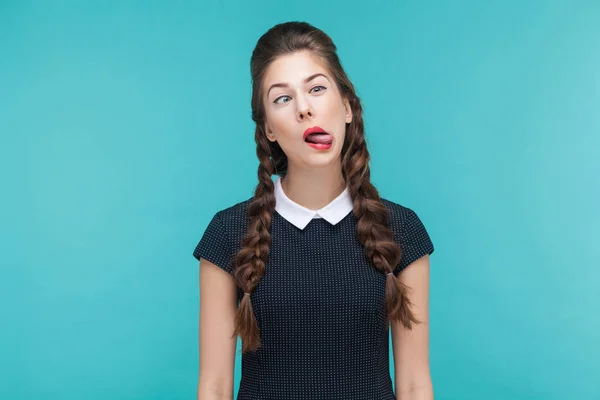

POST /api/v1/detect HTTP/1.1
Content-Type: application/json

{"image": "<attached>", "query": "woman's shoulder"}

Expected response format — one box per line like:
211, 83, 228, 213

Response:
212, 196, 254, 229
380, 197, 419, 225
215, 196, 253, 216
380, 197, 435, 272
379, 197, 433, 239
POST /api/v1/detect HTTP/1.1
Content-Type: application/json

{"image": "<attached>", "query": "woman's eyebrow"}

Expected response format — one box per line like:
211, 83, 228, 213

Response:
267, 73, 329, 97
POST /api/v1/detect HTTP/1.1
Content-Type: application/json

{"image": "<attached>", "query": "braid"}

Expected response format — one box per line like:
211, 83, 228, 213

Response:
344, 96, 420, 328
232, 127, 276, 353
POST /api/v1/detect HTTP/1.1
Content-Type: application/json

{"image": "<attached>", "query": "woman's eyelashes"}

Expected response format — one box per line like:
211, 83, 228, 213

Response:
273, 85, 327, 104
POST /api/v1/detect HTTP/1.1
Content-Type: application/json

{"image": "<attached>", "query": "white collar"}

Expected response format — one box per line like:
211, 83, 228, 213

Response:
274, 175, 353, 230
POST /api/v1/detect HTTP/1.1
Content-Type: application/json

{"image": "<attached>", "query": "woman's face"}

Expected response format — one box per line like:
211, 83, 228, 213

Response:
262, 50, 353, 170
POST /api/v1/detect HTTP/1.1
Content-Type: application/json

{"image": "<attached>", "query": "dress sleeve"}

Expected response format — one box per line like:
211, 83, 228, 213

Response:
393, 207, 435, 276
192, 211, 235, 276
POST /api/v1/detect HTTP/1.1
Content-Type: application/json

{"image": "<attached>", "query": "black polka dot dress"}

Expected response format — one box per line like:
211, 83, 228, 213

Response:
193, 177, 435, 400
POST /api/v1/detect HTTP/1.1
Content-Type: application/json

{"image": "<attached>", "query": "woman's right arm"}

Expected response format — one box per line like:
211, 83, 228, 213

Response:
197, 258, 238, 400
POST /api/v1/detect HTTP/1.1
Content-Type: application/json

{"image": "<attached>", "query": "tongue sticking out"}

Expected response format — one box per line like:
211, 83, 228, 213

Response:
305, 133, 333, 144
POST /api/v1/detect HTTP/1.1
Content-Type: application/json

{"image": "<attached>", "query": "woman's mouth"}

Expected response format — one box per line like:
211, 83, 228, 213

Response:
305, 133, 333, 150
304, 127, 333, 150
306, 141, 332, 150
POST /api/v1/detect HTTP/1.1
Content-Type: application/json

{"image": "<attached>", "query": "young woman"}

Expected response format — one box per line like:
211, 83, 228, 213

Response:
194, 21, 435, 400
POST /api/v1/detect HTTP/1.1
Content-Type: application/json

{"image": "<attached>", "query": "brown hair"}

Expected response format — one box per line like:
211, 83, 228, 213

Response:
232, 21, 419, 353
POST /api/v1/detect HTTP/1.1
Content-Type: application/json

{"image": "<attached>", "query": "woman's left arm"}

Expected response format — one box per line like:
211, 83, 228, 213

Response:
391, 254, 434, 400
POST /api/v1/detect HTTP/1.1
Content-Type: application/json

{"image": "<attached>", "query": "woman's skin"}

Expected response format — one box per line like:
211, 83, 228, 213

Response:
262, 49, 353, 210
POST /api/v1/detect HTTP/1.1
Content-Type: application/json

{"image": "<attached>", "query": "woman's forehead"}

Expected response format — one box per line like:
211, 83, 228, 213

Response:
263, 51, 330, 88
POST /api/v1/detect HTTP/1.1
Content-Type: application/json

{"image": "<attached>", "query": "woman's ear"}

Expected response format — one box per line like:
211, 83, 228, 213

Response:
344, 98, 353, 124
265, 123, 276, 142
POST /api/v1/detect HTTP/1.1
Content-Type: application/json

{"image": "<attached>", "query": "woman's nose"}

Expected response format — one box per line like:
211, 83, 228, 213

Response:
297, 106, 314, 121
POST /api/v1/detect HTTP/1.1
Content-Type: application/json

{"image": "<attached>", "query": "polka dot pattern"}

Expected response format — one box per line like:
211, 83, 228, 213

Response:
193, 197, 434, 399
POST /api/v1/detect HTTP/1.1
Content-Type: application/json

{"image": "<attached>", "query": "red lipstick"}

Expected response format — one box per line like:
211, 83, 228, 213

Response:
303, 126, 333, 150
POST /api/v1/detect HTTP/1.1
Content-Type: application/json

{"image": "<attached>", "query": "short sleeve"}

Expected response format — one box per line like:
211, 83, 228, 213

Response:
192, 211, 235, 276
393, 208, 435, 276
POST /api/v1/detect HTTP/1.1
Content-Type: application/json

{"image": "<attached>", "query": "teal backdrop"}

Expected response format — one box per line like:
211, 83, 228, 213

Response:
1, 1, 598, 399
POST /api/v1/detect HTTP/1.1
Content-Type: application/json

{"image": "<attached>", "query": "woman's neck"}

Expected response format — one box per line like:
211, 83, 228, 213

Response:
280, 168, 346, 210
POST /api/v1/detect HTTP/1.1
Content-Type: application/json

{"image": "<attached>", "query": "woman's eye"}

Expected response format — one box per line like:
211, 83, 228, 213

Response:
273, 86, 326, 104
274, 95, 291, 104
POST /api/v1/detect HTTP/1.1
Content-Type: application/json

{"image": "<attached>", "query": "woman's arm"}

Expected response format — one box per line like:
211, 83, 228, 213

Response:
391, 254, 433, 400
197, 258, 238, 400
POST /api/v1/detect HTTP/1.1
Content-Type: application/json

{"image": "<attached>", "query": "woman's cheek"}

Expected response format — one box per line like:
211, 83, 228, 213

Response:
275, 111, 295, 135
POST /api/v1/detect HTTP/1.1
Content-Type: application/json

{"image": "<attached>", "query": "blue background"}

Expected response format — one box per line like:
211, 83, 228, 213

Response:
1, 1, 599, 399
